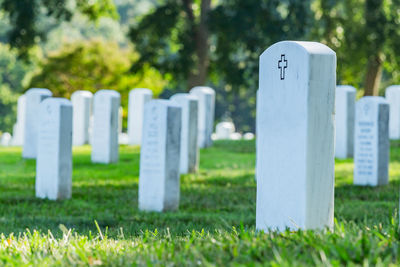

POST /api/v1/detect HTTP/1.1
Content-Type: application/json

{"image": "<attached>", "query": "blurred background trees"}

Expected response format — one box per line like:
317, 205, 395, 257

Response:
1, 0, 400, 133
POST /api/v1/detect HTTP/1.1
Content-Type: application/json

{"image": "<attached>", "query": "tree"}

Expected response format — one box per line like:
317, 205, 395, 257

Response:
0, 0, 117, 56
28, 40, 166, 112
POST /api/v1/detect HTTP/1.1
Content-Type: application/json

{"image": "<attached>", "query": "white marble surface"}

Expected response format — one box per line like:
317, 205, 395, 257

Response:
139, 100, 181, 212
190, 86, 215, 148
128, 88, 152, 145
385, 86, 400, 140
11, 95, 26, 146
170, 93, 199, 174
91, 90, 120, 164
71, 90, 93, 146
215, 122, 235, 140
335, 85, 356, 159
256, 41, 336, 232
36, 98, 72, 200
23, 88, 52, 158
354, 96, 389, 186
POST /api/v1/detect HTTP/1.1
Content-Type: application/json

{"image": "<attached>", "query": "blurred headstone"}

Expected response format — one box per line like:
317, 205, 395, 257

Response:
11, 95, 26, 146
335, 85, 356, 159
128, 88, 152, 145
71, 90, 93, 146
243, 132, 255, 140
385, 86, 400, 140
36, 98, 72, 200
1, 132, 12, 147
23, 88, 52, 159
215, 122, 235, 140
354, 97, 389, 186
170, 93, 199, 174
139, 100, 181, 212
91, 90, 120, 164
190, 86, 215, 148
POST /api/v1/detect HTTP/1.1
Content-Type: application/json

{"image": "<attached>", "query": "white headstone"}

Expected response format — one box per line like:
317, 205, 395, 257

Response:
189, 86, 215, 148
119, 132, 129, 145
243, 132, 255, 140
71, 90, 93, 146
215, 122, 235, 140
335, 85, 356, 159
23, 88, 52, 159
170, 93, 199, 174
1, 132, 12, 146
36, 98, 72, 200
128, 88, 152, 145
118, 106, 123, 134
139, 100, 181, 212
256, 41, 336, 232
354, 96, 389, 186
91, 90, 120, 164
385, 86, 400, 140
11, 95, 26, 146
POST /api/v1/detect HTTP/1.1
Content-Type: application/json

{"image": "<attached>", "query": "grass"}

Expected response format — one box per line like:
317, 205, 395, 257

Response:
0, 140, 398, 265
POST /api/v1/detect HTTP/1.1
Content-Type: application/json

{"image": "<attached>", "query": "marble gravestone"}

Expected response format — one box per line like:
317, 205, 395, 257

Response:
170, 93, 199, 174
215, 122, 235, 140
189, 86, 215, 148
128, 88, 152, 145
71, 90, 93, 146
12, 95, 26, 146
139, 100, 182, 212
335, 85, 356, 159
1, 133, 11, 146
354, 97, 389, 186
256, 41, 336, 232
36, 98, 72, 200
91, 90, 120, 164
23, 88, 53, 158
385, 86, 400, 140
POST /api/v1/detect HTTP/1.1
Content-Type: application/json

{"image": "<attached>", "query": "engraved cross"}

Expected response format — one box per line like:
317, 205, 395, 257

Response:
278, 54, 288, 80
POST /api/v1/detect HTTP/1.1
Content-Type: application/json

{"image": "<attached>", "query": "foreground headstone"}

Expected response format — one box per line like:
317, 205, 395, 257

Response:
335, 85, 356, 159
354, 97, 389, 186
190, 86, 215, 148
170, 93, 199, 174
71, 90, 93, 146
128, 88, 152, 145
91, 90, 120, 164
385, 86, 400, 140
36, 98, 72, 200
12, 95, 26, 146
215, 122, 235, 140
23, 88, 52, 158
256, 41, 336, 232
139, 100, 181, 212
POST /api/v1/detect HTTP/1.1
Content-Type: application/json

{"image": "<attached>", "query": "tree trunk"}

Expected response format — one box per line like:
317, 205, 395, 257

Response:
186, 0, 211, 89
363, 53, 383, 96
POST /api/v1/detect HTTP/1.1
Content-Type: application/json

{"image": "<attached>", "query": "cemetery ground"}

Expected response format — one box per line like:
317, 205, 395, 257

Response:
0, 141, 398, 265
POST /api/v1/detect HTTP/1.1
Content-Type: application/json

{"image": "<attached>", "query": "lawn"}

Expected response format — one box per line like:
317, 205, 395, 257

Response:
0, 140, 399, 265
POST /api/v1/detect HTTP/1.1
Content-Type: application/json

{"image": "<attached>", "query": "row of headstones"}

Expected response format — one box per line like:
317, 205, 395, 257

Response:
336, 85, 390, 186
255, 40, 394, 232
21, 87, 215, 200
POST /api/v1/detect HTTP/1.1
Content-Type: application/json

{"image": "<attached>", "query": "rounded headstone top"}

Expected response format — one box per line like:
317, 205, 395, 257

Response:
41, 97, 72, 107
25, 88, 52, 96
385, 85, 400, 93
336, 85, 357, 92
170, 93, 199, 102
95, 89, 120, 98
71, 90, 93, 98
358, 96, 388, 105
262, 41, 335, 58
130, 88, 153, 95
190, 86, 216, 95
147, 99, 181, 109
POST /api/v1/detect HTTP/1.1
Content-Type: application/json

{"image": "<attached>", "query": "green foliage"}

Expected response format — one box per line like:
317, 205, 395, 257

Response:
0, 140, 398, 264
28, 40, 167, 108
0, 44, 34, 132
0, 0, 117, 56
